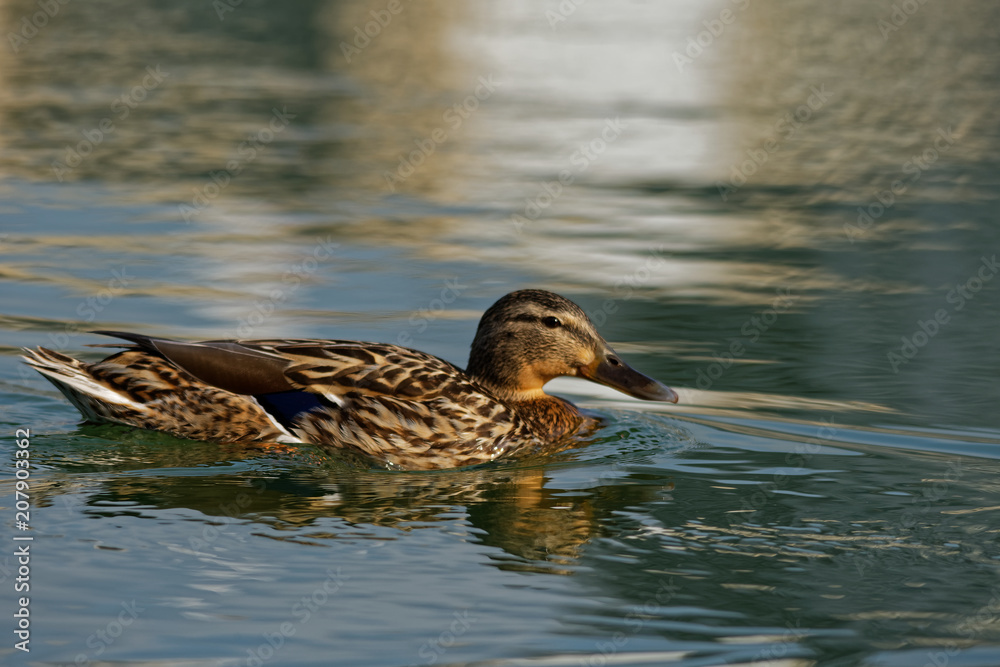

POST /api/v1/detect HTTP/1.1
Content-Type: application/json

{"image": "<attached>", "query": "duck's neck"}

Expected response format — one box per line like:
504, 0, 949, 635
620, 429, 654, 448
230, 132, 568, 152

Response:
472, 383, 583, 440
508, 393, 584, 440
467, 350, 584, 439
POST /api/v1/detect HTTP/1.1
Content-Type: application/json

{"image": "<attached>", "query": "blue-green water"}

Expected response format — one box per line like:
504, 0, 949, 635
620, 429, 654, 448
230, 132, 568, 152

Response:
3, 1, 1000, 665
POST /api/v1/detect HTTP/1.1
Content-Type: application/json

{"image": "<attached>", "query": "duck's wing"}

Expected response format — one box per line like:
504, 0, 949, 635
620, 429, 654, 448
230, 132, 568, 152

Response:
247, 341, 528, 469
90, 333, 527, 468
254, 340, 474, 401
91, 332, 467, 397
92, 331, 489, 405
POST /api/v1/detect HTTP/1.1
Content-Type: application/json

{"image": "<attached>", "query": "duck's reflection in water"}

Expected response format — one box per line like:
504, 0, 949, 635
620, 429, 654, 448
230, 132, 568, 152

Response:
30, 430, 665, 575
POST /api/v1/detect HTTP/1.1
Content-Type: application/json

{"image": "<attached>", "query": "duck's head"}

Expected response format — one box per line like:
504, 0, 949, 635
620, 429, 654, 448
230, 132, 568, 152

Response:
466, 289, 678, 404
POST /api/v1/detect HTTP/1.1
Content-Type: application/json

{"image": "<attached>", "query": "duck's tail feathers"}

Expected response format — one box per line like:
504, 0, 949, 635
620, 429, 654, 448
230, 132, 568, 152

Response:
20, 347, 143, 424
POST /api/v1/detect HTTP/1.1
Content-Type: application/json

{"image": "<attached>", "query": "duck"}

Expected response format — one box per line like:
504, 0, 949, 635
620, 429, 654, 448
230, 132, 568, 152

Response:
21, 289, 678, 470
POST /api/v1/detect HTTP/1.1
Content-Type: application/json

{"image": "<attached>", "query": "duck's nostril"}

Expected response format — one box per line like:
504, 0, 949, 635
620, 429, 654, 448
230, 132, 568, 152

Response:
608, 356, 621, 366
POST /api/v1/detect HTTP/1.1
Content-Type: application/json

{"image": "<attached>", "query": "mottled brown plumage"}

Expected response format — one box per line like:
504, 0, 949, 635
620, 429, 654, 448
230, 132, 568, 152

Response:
22, 289, 677, 470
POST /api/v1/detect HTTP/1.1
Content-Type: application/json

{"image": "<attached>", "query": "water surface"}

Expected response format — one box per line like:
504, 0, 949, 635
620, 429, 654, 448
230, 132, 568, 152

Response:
2, 1, 1000, 665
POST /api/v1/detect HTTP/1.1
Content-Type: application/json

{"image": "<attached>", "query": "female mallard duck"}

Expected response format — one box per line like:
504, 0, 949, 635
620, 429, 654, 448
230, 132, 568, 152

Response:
22, 289, 677, 470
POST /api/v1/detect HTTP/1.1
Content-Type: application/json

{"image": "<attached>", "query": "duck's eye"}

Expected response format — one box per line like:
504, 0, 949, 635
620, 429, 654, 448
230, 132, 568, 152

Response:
542, 316, 562, 329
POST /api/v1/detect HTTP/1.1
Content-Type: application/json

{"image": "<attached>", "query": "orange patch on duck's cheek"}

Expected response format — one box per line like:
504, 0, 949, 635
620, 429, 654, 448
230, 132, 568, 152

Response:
522, 348, 596, 387
571, 349, 597, 376
516, 364, 554, 390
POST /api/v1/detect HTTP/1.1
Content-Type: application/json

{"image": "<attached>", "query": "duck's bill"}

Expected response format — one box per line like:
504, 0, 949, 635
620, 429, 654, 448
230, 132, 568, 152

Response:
579, 356, 679, 403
